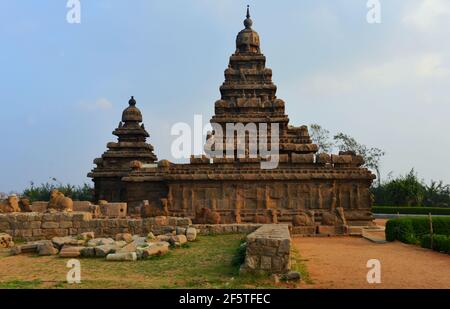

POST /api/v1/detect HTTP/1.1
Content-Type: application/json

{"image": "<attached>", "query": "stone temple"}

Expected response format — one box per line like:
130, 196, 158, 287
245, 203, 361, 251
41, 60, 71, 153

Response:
89, 8, 375, 232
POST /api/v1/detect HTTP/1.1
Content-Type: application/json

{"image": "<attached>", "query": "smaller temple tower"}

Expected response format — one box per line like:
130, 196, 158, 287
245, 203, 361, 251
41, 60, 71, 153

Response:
88, 96, 157, 203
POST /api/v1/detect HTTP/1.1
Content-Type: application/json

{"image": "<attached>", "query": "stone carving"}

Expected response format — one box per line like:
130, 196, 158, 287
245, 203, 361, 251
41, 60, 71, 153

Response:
141, 199, 169, 218
0, 195, 21, 213
195, 208, 221, 224
19, 198, 32, 212
292, 211, 315, 227
47, 190, 73, 212
0, 233, 14, 248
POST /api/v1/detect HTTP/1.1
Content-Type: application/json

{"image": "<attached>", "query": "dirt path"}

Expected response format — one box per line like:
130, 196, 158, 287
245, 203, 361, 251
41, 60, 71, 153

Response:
293, 236, 450, 288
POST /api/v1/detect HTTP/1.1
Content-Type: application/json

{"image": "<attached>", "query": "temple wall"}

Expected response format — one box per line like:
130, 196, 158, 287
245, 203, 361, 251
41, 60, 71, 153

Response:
94, 178, 127, 203
127, 178, 373, 226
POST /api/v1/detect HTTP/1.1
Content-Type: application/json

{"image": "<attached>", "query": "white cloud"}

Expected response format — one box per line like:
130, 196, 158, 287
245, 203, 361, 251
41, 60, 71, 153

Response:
402, 0, 450, 31
77, 98, 113, 111
296, 52, 449, 96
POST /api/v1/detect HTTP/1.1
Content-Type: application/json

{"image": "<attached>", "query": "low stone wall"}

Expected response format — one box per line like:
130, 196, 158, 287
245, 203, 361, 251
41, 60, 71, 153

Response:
242, 224, 291, 274
0, 212, 191, 241
193, 223, 261, 235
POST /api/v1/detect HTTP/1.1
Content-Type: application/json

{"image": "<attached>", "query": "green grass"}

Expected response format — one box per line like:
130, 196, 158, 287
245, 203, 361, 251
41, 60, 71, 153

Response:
290, 248, 313, 285
0, 279, 42, 289
0, 234, 309, 289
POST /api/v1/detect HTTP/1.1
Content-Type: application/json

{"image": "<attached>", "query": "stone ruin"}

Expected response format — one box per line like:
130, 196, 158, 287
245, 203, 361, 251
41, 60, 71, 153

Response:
88, 8, 376, 233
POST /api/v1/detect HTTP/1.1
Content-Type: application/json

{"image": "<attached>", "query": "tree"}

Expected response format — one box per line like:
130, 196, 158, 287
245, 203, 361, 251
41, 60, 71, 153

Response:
309, 124, 334, 153
333, 132, 385, 186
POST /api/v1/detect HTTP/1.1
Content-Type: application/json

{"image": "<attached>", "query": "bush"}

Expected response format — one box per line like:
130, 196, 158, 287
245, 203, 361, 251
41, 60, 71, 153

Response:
372, 169, 450, 207
22, 180, 94, 203
373, 206, 450, 216
421, 234, 450, 254
231, 240, 247, 267
385, 217, 450, 244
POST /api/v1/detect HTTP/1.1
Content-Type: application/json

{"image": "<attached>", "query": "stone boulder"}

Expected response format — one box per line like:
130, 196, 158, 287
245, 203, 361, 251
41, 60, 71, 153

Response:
185, 227, 197, 242
132, 235, 147, 246
169, 235, 187, 247
59, 246, 83, 258
37, 241, 58, 256
52, 236, 79, 249
0, 233, 14, 248
115, 233, 133, 243
176, 227, 186, 236
106, 252, 137, 261
117, 242, 137, 253
80, 246, 96, 258
87, 238, 115, 247
94, 244, 117, 257
140, 242, 170, 258
155, 235, 171, 242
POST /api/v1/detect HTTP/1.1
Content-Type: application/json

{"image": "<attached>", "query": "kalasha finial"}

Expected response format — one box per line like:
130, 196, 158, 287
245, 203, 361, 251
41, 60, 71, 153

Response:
129, 96, 136, 106
244, 5, 253, 29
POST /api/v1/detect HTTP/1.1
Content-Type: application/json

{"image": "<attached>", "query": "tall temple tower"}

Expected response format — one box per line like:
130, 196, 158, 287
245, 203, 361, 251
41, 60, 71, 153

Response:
88, 96, 157, 202
209, 6, 316, 162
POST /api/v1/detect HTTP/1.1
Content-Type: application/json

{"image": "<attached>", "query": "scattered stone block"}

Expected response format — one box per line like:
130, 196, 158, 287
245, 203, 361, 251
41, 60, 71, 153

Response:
147, 232, 156, 240
283, 271, 301, 281
80, 246, 96, 258
95, 244, 117, 257
176, 227, 186, 236
87, 237, 115, 247
117, 242, 137, 253
106, 252, 137, 261
156, 235, 171, 242
170, 235, 187, 246
185, 227, 197, 241
0, 233, 14, 248
100, 203, 127, 218
59, 246, 83, 258
37, 241, 58, 256
141, 241, 170, 258
18, 243, 39, 253
115, 233, 133, 243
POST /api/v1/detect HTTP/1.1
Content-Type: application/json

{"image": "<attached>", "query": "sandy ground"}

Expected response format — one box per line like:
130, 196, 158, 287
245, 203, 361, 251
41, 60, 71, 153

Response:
294, 236, 450, 289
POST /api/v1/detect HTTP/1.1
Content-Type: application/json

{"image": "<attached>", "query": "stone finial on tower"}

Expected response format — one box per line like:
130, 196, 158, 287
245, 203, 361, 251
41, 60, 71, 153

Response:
244, 5, 253, 29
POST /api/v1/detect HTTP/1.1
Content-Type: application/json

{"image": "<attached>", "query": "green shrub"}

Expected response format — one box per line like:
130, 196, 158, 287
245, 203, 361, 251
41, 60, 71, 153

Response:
22, 180, 94, 202
373, 206, 450, 216
231, 240, 247, 267
385, 217, 450, 244
421, 234, 432, 249
421, 234, 450, 254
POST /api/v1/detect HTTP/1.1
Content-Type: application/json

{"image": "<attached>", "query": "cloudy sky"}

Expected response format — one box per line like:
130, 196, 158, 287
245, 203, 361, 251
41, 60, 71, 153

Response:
1, 0, 449, 192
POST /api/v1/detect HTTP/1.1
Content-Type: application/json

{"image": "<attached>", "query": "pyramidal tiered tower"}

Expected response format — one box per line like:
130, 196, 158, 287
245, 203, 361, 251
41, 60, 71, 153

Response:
90, 8, 376, 232
88, 96, 157, 202
209, 6, 316, 162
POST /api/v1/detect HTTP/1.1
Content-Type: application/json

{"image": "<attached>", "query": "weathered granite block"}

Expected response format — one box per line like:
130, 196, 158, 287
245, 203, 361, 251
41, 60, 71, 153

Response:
41, 222, 59, 229
242, 224, 291, 274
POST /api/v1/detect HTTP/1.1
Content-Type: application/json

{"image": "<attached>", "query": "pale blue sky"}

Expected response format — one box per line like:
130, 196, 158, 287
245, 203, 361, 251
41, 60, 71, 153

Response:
1, 0, 449, 192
